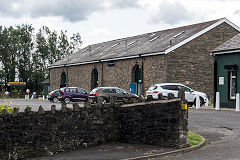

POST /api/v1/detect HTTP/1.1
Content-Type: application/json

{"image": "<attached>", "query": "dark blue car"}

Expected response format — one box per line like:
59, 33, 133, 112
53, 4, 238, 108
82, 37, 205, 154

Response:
58, 87, 90, 103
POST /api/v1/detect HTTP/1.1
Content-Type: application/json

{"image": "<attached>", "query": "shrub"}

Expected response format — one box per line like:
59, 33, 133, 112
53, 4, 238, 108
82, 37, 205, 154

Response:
0, 101, 17, 114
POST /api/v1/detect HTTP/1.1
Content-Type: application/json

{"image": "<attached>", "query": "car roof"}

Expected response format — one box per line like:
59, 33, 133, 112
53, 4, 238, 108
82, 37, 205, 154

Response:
154, 83, 185, 86
94, 87, 119, 89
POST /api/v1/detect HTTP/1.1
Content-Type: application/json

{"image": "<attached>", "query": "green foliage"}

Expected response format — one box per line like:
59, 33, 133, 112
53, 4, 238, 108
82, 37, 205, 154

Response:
0, 101, 17, 114
188, 131, 202, 146
0, 24, 82, 92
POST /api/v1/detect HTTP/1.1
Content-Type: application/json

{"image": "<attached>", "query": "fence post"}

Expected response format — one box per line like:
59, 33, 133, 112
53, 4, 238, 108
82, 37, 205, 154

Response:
216, 92, 220, 110
196, 95, 201, 109
236, 93, 240, 112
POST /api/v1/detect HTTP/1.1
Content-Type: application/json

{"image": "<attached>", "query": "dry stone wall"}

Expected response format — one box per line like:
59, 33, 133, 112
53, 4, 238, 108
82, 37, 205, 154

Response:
0, 99, 188, 159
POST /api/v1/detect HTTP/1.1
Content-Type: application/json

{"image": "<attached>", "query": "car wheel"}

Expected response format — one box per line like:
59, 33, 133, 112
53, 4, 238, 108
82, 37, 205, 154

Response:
102, 98, 107, 104
53, 97, 58, 103
194, 97, 204, 107
64, 98, 70, 104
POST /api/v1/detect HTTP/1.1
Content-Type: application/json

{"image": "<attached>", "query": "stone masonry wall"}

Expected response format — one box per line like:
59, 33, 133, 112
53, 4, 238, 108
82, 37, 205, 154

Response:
116, 99, 188, 148
0, 99, 187, 159
49, 54, 167, 95
166, 22, 239, 99
0, 104, 115, 159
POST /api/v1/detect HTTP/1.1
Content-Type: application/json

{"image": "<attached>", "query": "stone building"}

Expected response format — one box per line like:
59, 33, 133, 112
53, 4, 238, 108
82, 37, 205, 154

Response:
49, 18, 240, 99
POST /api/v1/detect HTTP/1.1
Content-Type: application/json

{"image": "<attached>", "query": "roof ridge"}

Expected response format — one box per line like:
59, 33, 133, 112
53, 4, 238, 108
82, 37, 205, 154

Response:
81, 18, 224, 49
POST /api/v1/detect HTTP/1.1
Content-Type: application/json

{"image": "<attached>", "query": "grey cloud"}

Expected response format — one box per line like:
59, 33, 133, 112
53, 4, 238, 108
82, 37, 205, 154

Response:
0, 0, 140, 22
234, 10, 240, 15
149, 1, 193, 25
108, 0, 140, 8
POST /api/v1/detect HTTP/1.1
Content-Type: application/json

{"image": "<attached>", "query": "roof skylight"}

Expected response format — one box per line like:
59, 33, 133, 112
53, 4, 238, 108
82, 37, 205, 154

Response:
93, 45, 104, 52
150, 33, 156, 37
81, 47, 89, 53
149, 36, 160, 42
111, 42, 120, 48
127, 39, 138, 46
173, 31, 185, 38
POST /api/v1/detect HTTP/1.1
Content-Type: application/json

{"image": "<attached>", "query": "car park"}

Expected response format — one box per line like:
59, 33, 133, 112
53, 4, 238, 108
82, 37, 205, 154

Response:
90, 87, 138, 103
48, 89, 60, 103
58, 87, 90, 103
146, 83, 207, 106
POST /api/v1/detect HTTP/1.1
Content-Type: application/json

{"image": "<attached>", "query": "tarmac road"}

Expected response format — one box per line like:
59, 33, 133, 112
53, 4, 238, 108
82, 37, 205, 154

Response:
160, 108, 240, 160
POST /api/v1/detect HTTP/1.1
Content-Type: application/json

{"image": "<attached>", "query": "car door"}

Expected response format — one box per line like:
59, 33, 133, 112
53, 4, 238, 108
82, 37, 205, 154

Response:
178, 85, 194, 102
116, 88, 129, 100
70, 88, 78, 101
162, 85, 179, 97
77, 88, 89, 101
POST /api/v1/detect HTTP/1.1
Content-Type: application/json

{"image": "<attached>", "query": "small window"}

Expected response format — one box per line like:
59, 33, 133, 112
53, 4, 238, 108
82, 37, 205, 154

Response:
178, 85, 191, 92
65, 88, 70, 93
229, 70, 237, 99
70, 89, 77, 93
116, 89, 126, 94
162, 85, 178, 91
77, 88, 85, 93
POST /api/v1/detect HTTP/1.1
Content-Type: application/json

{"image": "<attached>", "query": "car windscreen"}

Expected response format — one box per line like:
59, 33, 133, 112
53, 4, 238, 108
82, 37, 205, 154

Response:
148, 85, 157, 91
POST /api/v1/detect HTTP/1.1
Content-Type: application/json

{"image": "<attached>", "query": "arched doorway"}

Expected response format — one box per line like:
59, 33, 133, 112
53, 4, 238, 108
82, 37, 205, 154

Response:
131, 65, 143, 95
91, 69, 98, 90
60, 72, 66, 88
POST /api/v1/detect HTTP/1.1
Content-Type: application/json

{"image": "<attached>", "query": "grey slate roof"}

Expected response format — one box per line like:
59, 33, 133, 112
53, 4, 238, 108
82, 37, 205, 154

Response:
50, 19, 223, 68
212, 33, 240, 53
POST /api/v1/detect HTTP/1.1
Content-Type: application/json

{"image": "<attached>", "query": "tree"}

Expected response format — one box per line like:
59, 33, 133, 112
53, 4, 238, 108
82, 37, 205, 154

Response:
0, 24, 83, 93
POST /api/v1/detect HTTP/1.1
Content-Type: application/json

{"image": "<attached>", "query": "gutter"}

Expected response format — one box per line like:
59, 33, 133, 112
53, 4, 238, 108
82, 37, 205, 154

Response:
48, 51, 165, 69
211, 48, 240, 56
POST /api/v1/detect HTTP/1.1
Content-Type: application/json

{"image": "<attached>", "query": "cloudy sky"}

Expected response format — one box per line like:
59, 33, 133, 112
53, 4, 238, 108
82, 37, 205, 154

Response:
0, 0, 240, 47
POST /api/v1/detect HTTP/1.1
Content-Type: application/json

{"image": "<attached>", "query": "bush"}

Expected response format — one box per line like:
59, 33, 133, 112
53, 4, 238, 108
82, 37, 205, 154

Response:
0, 101, 17, 114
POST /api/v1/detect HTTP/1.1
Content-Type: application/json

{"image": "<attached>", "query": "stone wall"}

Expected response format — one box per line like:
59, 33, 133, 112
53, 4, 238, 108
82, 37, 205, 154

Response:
166, 22, 239, 99
0, 104, 115, 159
116, 99, 188, 148
0, 99, 188, 159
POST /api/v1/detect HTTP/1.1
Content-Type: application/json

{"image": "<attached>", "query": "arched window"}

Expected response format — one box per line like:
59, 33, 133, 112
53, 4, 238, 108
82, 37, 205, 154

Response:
60, 72, 66, 88
131, 64, 143, 95
91, 69, 98, 89
132, 65, 142, 83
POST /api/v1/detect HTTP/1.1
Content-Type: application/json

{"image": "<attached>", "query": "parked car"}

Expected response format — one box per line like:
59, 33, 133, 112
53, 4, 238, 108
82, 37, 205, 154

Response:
90, 87, 139, 103
146, 83, 207, 106
48, 89, 60, 103
58, 87, 90, 103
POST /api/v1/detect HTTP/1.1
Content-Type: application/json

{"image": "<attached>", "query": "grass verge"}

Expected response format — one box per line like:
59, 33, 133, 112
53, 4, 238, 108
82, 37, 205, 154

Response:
188, 131, 202, 146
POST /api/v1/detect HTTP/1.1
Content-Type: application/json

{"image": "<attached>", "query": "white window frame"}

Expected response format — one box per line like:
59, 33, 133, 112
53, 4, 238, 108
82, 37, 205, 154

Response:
230, 70, 236, 99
